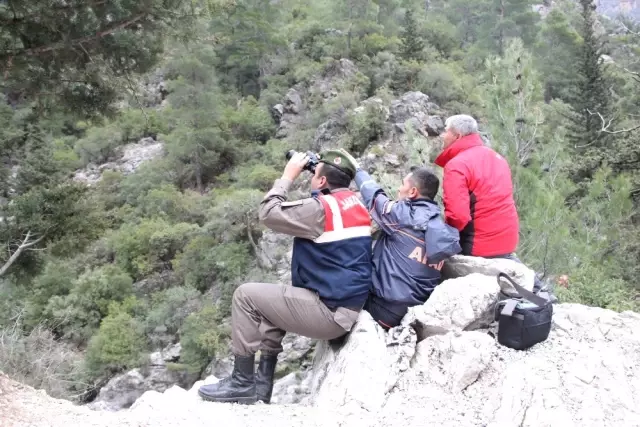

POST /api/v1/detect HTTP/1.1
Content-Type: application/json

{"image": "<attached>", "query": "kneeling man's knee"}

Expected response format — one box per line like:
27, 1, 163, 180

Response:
232, 282, 264, 303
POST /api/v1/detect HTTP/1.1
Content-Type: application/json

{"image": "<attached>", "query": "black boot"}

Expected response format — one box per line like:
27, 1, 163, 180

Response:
198, 354, 257, 404
256, 353, 278, 404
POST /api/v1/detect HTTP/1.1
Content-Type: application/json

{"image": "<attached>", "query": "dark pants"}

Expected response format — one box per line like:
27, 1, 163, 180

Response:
486, 253, 543, 292
364, 293, 411, 330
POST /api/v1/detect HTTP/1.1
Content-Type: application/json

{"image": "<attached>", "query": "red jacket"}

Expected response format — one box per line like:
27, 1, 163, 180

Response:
434, 133, 519, 257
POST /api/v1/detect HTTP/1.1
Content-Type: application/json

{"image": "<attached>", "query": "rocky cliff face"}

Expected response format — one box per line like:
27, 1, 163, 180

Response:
2, 256, 640, 426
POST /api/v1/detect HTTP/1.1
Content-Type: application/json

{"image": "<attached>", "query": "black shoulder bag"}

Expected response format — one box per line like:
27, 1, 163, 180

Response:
494, 272, 553, 351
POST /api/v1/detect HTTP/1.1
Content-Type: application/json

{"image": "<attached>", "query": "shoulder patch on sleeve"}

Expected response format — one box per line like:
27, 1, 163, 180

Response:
281, 200, 305, 208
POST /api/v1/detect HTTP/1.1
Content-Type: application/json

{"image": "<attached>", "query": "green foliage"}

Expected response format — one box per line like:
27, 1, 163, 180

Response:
74, 125, 124, 165
179, 304, 228, 372
345, 101, 387, 154
415, 62, 477, 108
44, 265, 134, 343
118, 109, 169, 142
555, 264, 640, 312
244, 165, 282, 191
145, 287, 204, 347
0, 0, 202, 117
400, 10, 425, 61
534, 9, 582, 102
136, 185, 207, 225
23, 261, 77, 330
116, 159, 178, 207
1, 182, 106, 273
3, 0, 640, 402
174, 236, 251, 292
565, 0, 613, 169
84, 308, 148, 379
221, 97, 275, 143
108, 219, 200, 280
162, 45, 244, 192
483, 38, 544, 166
205, 188, 265, 241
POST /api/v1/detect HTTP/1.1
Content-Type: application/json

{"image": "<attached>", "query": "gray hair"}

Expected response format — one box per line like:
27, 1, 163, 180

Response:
444, 114, 478, 136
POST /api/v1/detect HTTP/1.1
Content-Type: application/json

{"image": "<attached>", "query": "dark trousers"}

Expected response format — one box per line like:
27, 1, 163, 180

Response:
364, 293, 411, 330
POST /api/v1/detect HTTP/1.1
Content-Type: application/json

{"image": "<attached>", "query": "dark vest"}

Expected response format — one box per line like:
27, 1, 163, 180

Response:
291, 189, 373, 309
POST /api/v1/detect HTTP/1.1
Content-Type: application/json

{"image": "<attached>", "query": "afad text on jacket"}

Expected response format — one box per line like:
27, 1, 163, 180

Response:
355, 170, 461, 307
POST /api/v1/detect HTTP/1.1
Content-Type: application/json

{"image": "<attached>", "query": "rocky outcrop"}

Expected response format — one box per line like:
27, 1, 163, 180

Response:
73, 137, 164, 186
273, 89, 306, 139
88, 343, 197, 411
3, 273, 640, 426
442, 254, 536, 294
404, 273, 500, 340
295, 281, 640, 427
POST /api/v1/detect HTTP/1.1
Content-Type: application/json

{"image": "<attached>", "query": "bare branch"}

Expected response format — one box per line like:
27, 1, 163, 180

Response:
0, 231, 46, 277
586, 109, 640, 135
613, 63, 640, 83
618, 21, 640, 37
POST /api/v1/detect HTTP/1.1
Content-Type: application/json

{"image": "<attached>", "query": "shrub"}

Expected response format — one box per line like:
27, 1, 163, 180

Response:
174, 236, 251, 292
554, 264, 640, 312
204, 189, 264, 242
24, 261, 77, 330
108, 218, 200, 280
74, 125, 123, 165
84, 309, 148, 379
43, 264, 134, 343
145, 287, 204, 347
117, 109, 168, 142
345, 101, 387, 154
226, 164, 280, 192
415, 62, 468, 105
52, 137, 83, 171
137, 185, 207, 224
117, 158, 178, 207
221, 96, 275, 143
179, 304, 228, 372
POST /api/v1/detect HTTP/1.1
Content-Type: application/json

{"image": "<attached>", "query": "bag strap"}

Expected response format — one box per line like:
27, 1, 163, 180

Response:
497, 272, 548, 307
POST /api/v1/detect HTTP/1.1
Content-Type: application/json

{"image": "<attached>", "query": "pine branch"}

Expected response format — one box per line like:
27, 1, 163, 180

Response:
0, 13, 148, 60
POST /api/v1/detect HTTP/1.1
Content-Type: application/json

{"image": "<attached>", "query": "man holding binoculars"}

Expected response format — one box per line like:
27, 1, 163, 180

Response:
198, 149, 373, 405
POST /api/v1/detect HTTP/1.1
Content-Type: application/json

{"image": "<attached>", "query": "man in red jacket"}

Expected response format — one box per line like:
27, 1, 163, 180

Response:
433, 114, 547, 294
434, 114, 520, 258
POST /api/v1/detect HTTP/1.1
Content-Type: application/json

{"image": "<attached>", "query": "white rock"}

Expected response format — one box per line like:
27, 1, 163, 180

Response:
443, 254, 536, 294
412, 331, 495, 392
406, 273, 500, 340
307, 311, 389, 411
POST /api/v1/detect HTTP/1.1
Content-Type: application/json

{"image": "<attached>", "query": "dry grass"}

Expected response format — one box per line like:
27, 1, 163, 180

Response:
0, 314, 89, 401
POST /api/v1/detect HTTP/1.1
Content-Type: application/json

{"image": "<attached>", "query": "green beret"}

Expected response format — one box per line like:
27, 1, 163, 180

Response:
319, 149, 357, 179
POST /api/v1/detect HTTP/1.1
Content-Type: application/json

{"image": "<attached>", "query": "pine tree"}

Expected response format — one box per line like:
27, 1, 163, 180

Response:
0, 0, 206, 117
566, 0, 612, 161
400, 9, 425, 61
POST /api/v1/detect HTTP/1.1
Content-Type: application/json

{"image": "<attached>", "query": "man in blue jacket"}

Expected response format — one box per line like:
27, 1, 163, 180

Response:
340, 149, 461, 329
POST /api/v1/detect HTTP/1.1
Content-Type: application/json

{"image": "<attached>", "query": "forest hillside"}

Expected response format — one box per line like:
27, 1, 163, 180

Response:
0, 0, 639, 404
